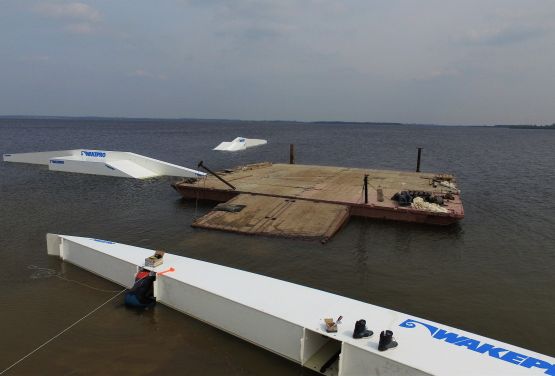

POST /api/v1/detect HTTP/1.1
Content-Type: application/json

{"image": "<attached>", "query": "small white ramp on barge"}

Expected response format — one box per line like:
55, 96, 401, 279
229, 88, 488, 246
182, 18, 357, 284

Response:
46, 234, 555, 376
3, 149, 205, 179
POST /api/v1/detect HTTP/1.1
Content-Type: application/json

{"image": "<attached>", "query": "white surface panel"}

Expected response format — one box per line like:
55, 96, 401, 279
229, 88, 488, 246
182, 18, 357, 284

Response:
48, 234, 555, 376
4, 149, 205, 179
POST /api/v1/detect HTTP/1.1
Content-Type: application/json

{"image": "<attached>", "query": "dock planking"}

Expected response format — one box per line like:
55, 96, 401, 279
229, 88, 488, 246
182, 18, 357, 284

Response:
192, 194, 350, 242
173, 163, 464, 241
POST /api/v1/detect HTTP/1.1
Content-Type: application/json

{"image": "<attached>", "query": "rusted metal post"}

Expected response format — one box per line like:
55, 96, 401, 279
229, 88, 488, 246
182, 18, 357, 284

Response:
289, 144, 295, 164
416, 147, 422, 172
364, 174, 369, 204
197, 161, 236, 190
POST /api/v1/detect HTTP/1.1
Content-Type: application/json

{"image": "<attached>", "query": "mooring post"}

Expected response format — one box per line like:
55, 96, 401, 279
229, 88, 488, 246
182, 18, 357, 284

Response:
289, 144, 295, 164
377, 186, 384, 202
364, 174, 369, 204
197, 161, 236, 190
416, 147, 422, 172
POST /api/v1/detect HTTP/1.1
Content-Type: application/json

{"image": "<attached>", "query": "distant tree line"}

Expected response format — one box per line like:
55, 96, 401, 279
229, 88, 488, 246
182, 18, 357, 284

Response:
494, 123, 555, 129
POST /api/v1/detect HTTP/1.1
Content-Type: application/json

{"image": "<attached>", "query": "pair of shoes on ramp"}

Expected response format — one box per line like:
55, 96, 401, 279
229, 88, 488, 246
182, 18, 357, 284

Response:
352, 319, 398, 351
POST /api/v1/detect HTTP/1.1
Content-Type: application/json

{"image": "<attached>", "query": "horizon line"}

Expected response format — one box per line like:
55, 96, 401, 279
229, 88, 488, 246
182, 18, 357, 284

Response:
0, 114, 499, 127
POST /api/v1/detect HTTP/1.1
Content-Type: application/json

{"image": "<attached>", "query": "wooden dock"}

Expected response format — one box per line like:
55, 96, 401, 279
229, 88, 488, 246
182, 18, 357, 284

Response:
172, 163, 464, 242
192, 194, 350, 242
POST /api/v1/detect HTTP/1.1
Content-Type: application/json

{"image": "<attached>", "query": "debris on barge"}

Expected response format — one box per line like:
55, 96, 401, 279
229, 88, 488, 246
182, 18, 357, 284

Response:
172, 163, 464, 242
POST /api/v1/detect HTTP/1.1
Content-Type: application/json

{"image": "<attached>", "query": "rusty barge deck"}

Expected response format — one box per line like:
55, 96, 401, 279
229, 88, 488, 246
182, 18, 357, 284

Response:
172, 163, 464, 242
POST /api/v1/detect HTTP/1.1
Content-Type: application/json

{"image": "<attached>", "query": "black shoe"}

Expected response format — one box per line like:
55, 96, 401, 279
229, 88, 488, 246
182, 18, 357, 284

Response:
352, 319, 373, 339
378, 330, 398, 351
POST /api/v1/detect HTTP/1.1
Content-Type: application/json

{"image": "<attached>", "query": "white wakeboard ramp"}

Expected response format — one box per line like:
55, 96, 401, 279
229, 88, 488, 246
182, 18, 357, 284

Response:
213, 137, 267, 151
47, 234, 555, 376
3, 149, 206, 179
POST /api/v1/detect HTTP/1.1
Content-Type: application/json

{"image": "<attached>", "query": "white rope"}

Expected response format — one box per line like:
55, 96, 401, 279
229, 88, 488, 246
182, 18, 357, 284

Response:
411, 196, 449, 213
0, 289, 126, 375
54, 275, 122, 293
27, 265, 121, 293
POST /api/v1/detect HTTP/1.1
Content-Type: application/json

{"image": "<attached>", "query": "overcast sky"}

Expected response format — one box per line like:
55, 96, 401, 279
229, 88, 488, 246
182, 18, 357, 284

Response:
0, 1, 554, 124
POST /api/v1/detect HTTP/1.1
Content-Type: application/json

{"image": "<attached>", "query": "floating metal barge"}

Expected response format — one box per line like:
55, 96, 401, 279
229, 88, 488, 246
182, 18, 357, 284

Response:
172, 163, 464, 242
46, 234, 555, 376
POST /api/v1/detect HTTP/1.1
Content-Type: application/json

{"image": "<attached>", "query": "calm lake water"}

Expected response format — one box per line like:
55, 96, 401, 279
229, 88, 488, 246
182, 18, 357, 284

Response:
0, 118, 554, 374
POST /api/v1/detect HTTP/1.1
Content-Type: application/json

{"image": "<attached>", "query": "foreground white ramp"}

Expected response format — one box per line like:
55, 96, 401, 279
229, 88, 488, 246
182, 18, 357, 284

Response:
46, 234, 555, 376
3, 149, 205, 179
213, 137, 267, 151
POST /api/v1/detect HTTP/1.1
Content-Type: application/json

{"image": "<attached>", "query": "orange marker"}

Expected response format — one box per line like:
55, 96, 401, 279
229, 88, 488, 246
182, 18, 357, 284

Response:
157, 267, 175, 276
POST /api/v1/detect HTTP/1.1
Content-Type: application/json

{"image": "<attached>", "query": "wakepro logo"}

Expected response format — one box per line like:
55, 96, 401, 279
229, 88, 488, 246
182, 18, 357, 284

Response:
399, 318, 555, 375
91, 238, 115, 244
81, 150, 106, 158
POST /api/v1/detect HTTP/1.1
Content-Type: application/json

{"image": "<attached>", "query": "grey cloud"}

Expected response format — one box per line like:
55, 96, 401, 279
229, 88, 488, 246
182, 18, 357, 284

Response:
65, 22, 95, 35
32, 2, 102, 34
20, 55, 50, 63
2, 0, 554, 125
414, 68, 462, 82
33, 2, 101, 22
215, 22, 295, 42
207, 1, 299, 43
462, 26, 548, 46
127, 69, 168, 80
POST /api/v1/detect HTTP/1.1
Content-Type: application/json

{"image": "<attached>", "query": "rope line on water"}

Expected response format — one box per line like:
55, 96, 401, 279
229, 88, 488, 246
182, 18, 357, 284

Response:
54, 275, 122, 293
27, 265, 121, 293
0, 288, 126, 375
5, 267, 159, 374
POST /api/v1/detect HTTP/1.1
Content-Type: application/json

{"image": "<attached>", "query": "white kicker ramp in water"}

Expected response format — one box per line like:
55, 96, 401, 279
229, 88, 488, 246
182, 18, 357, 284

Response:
3, 149, 206, 179
213, 137, 267, 151
46, 234, 555, 376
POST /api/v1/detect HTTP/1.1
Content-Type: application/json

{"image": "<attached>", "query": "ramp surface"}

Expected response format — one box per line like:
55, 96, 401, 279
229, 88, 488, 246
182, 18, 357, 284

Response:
3, 149, 205, 179
106, 159, 156, 179
47, 234, 555, 376
192, 194, 350, 242
213, 137, 267, 151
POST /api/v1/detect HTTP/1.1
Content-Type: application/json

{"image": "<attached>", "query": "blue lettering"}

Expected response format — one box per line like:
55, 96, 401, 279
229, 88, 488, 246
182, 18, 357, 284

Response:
485, 347, 508, 359
92, 238, 115, 244
501, 351, 526, 365
454, 339, 481, 351
433, 329, 469, 344
521, 357, 555, 375
473, 343, 494, 354
81, 151, 106, 158
400, 317, 555, 374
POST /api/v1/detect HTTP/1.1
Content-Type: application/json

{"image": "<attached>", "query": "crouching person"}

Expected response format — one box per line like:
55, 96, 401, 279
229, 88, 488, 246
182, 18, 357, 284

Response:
125, 268, 156, 309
